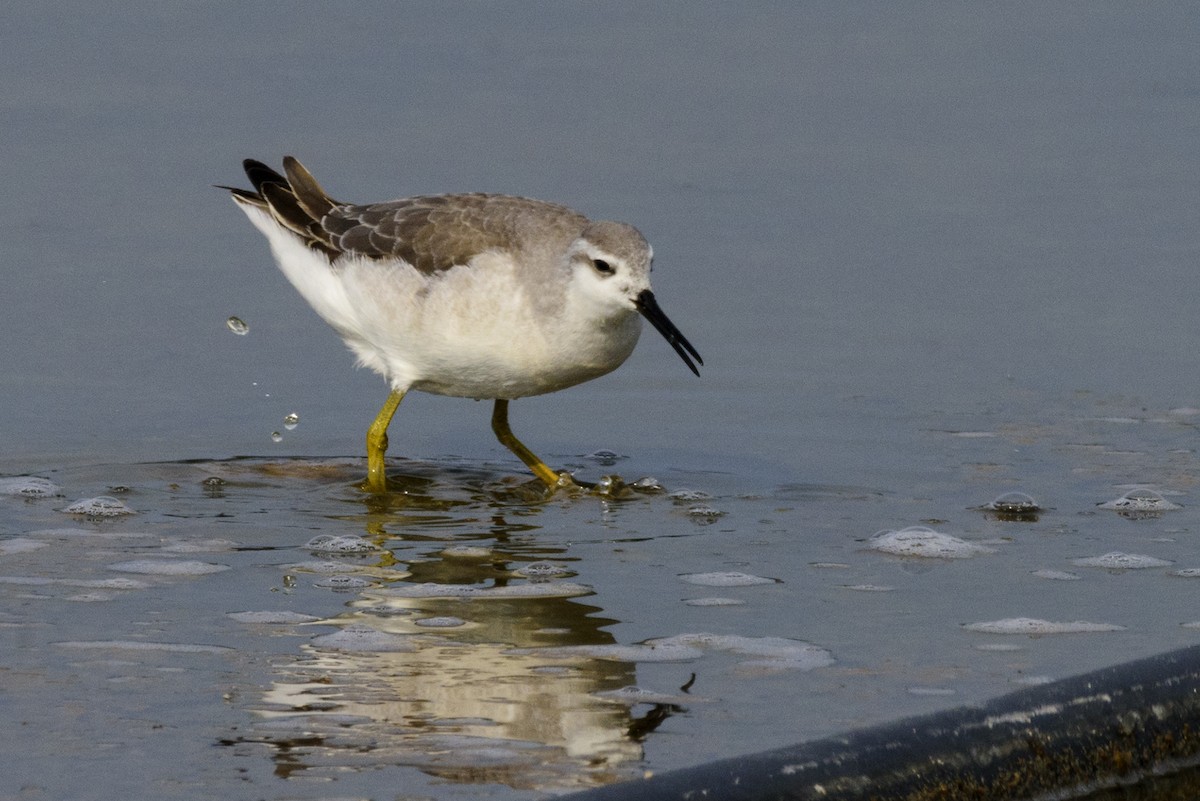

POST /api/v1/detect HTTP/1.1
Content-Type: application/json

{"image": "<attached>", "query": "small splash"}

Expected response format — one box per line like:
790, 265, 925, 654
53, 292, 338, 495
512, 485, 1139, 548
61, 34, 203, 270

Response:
0, 476, 62, 498
679, 571, 779, 587
226, 316, 249, 335
270, 431, 283, 443
963, 618, 1125, 635
304, 534, 376, 554
63, 496, 135, 517
283, 412, 299, 430
630, 477, 665, 492
108, 559, 231, 576
1098, 488, 1181, 515
867, 527, 995, 559
1071, 551, 1172, 570
686, 505, 725, 520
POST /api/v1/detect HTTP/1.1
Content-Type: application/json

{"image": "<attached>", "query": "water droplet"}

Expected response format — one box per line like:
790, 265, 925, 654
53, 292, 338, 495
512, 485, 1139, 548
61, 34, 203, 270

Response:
283, 412, 299, 430
270, 431, 283, 443
226, 316, 249, 335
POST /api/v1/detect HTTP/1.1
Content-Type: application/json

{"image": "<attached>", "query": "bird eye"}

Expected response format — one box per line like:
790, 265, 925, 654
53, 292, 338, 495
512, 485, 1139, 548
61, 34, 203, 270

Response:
592, 259, 616, 276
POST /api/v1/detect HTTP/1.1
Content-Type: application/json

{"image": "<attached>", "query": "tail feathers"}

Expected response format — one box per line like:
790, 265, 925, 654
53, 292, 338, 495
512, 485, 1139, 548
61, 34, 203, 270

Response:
226, 157, 339, 260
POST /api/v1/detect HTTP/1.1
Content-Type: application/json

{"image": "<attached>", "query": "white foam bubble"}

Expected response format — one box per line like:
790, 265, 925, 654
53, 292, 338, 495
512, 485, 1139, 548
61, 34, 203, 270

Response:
984, 492, 1041, 513
867, 527, 995, 559
679, 571, 778, 587
686, 505, 725, 519
227, 611, 321, 624
161, 539, 239, 553
1070, 552, 1172, 569
304, 534, 376, 554
371, 581, 592, 600
310, 626, 416, 652
0, 477, 62, 498
963, 618, 1125, 635
108, 559, 231, 576
63, 496, 136, 517
669, 489, 711, 502
1098, 488, 1181, 512
842, 584, 896, 592
1170, 568, 1200, 578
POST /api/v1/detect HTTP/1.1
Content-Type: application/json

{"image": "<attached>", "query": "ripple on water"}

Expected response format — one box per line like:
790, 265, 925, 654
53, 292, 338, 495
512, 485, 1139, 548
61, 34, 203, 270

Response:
867, 526, 995, 559
108, 559, 231, 576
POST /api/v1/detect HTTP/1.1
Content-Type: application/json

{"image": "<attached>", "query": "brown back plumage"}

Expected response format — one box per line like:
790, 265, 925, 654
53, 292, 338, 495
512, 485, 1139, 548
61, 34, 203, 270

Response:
228, 157, 589, 273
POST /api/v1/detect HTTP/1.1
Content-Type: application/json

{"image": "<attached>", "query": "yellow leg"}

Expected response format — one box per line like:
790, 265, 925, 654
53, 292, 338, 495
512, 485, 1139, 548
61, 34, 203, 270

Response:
491, 399, 563, 487
364, 389, 405, 492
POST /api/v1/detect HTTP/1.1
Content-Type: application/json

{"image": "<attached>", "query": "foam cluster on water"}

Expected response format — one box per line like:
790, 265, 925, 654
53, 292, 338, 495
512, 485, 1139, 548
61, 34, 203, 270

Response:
227, 610, 321, 624
1070, 552, 1172, 569
55, 639, 232, 653
63, 496, 136, 517
963, 618, 1125, 635
1098, 488, 1181, 512
310, 625, 416, 652
513, 562, 573, 579
0, 477, 62, 498
440, 544, 494, 559
867, 527, 995, 559
304, 534, 377, 554
108, 559, 231, 576
312, 575, 373, 589
679, 571, 778, 587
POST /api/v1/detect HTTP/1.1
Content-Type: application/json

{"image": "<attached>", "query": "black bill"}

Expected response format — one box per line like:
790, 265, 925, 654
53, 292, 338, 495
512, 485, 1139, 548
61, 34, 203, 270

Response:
635, 289, 703, 377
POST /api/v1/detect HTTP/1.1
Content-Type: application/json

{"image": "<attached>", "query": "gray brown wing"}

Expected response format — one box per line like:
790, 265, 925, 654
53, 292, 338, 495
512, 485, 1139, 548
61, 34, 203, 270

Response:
231, 157, 587, 273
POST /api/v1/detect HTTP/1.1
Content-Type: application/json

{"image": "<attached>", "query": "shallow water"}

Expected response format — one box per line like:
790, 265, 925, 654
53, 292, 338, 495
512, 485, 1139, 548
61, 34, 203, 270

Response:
4, 3, 1200, 799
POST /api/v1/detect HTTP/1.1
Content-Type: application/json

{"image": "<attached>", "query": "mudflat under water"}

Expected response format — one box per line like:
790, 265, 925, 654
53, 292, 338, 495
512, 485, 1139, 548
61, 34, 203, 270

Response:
3, 3, 1200, 799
